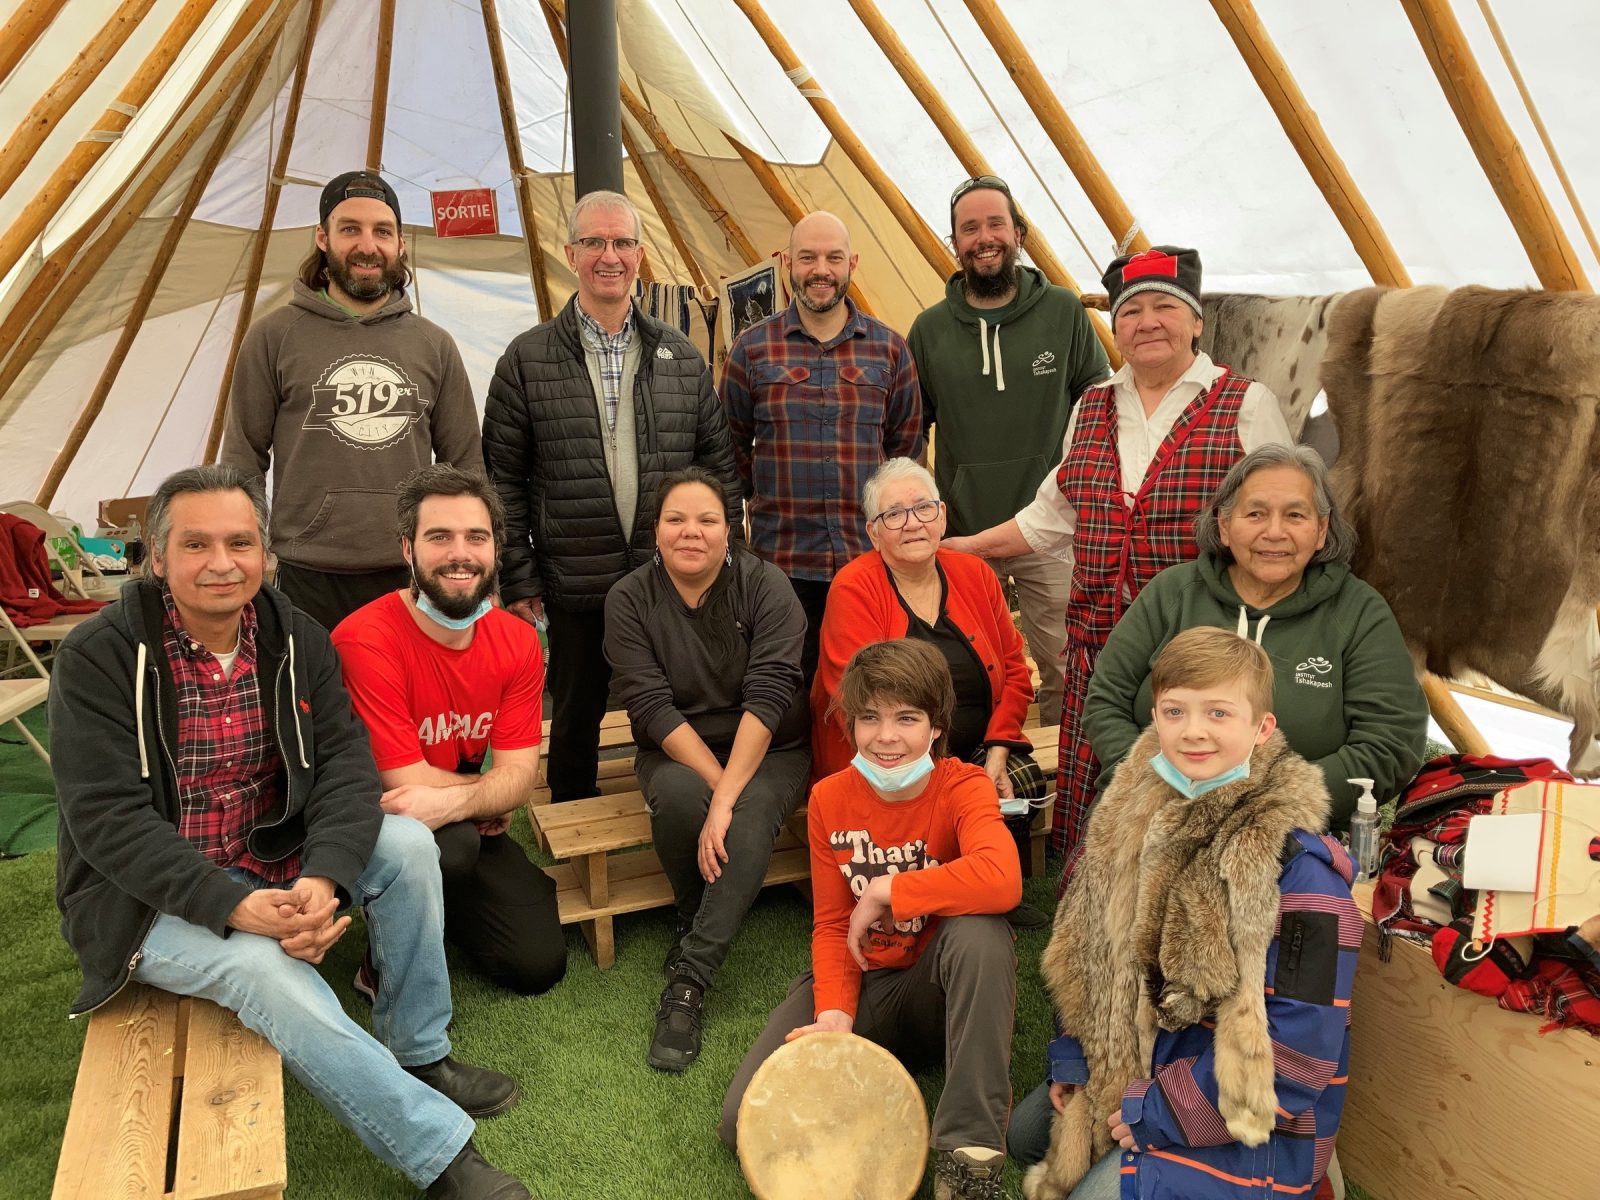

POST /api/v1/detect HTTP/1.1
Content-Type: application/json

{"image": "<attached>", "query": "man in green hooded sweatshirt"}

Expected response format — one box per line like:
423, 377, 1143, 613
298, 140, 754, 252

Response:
908, 175, 1108, 728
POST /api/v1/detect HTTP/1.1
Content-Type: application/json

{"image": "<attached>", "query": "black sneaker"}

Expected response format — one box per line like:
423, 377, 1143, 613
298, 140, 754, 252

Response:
353, 948, 379, 1005
1003, 902, 1052, 931
405, 1056, 520, 1119
647, 976, 704, 1072
423, 1140, 531, 1199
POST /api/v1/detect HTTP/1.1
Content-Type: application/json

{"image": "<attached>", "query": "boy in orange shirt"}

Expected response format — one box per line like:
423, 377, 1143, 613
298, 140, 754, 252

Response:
719, 639, 1023, 1199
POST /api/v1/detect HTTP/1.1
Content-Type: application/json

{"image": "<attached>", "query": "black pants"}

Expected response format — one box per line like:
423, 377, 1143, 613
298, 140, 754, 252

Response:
545, 602, 612, 802
786, 576, 831, 698
434, 821, 566, 995
274, 561, 409, 631
635, 746, 810, 988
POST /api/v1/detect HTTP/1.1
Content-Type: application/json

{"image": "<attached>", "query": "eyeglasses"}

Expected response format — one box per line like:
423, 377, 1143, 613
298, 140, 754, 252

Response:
871, 499, 943, 530
949, 174, 1011, 210
571, 236, 642, 256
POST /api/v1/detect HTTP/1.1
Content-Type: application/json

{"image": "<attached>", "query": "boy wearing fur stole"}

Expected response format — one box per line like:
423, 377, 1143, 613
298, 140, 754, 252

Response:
1019, 627, 1358, 1200
719, 640, 1023, 1199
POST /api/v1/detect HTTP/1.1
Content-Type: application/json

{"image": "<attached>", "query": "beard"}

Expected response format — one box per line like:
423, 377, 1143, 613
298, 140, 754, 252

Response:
961, 240, 1019, 301
326, 246, 405, 301
414, 561, 496, 620
790, 268, 849, 314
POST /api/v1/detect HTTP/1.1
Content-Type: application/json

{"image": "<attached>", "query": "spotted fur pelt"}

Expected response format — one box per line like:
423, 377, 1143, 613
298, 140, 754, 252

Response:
1200, 292, 1343, 438
1023, 730, 1331, 1200
1322, 285, 1600, 776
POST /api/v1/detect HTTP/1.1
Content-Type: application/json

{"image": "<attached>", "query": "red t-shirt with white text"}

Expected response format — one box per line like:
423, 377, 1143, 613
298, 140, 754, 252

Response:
332, 591, 543, 773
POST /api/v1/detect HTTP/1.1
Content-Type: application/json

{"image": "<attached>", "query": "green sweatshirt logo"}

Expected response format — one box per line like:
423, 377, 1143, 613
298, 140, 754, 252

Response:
303, 353, 425, 450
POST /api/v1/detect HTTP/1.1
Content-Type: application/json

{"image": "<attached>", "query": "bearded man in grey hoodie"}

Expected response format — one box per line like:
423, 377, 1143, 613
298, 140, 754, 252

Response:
221, 171, 484, 631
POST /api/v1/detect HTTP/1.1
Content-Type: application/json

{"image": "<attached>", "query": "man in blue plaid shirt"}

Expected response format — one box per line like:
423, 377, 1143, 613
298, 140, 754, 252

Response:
720, 211, 923, 689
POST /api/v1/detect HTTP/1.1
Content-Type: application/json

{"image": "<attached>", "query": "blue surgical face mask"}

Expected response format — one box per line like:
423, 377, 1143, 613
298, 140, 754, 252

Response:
852, 750, 936, 794
1150, 752, 1252, 799
415, 590, 492, 631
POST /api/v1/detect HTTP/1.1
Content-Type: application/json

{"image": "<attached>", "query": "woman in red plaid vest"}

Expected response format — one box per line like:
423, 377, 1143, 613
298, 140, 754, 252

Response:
945, 246, 1292, 874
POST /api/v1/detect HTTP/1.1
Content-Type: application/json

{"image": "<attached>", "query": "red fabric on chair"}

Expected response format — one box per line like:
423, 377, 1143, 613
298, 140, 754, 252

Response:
0, 513, 106, 627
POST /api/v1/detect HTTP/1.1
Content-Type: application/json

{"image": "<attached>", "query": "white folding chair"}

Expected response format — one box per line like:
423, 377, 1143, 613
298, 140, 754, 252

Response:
0, 500, 124, 600
0, 605, 52, 765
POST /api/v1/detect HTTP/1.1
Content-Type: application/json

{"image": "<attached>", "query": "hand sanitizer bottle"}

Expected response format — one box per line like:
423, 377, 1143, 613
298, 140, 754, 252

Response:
1347, 777, 1379, 882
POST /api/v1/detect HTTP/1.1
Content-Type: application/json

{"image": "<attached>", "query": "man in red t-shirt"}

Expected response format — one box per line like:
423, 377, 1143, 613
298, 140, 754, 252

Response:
334, 465, 565, 995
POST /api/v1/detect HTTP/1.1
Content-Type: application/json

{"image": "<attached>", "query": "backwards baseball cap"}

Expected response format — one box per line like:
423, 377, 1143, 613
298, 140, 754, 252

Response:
319, 170, 401, 226
1103, 246, 1202, 317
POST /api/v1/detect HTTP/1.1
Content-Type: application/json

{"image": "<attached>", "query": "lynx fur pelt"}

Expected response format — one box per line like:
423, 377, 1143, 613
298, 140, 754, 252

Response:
1322, 285, 1600, 776
1023, 731, 1331, 1200
1200, 292, 1342, 438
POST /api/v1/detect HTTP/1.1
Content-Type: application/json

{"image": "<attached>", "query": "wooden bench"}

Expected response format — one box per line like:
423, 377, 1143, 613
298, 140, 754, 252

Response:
1339, 884, 1598, 1200
54, 984, 285, 1200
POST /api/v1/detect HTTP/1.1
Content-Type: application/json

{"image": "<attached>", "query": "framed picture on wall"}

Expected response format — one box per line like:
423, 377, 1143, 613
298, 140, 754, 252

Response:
721, 258, 782, 346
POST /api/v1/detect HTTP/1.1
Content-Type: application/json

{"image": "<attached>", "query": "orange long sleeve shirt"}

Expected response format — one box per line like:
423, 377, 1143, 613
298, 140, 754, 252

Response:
807, 757, 1023, 1018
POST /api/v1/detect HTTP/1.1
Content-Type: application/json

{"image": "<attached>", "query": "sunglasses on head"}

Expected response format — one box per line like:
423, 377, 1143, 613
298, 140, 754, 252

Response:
949, 174, 1012, 211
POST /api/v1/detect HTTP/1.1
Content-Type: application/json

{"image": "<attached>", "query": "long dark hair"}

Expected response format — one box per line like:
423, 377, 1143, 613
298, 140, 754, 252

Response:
655, 468, 747, 662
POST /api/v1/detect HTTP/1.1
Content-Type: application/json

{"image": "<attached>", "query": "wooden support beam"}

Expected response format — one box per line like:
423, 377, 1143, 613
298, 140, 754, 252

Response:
201, 0, 324, 467
0, 0, 215, 287
727, 135, 871, 315
0, 0, 72, 85
729, 0, 955, 283
961, 0, 1148, 257
540, 0, 711, 291
0, 0, 295, 408
1399, 0, 1589, 292
0, 0, 159, 203
366, 0, 394, 172
481, 0, 555, 319
1421, 674, 1491, 757
845, 0, 1114, 361
1210, 0, 1411, 287
39, 2, 295, 506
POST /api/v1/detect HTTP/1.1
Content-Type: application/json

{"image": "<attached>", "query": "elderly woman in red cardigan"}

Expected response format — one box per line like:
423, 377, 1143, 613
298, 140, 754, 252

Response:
809, 457, 1035, 796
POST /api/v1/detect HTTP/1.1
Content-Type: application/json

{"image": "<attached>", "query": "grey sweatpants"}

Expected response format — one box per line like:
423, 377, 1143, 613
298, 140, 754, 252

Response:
718, 914, 1017, 1153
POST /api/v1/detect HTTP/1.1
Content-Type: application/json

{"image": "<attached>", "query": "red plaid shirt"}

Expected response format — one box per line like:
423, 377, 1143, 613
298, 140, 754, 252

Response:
163, 592, 296, 881
720, 300, 922, 580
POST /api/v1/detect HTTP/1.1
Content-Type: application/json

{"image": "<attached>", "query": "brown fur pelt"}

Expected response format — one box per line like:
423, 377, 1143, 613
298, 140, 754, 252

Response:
1323, 285, 1600, 776
1200, 292, 1343, 438
1023, 730, 1331, 1200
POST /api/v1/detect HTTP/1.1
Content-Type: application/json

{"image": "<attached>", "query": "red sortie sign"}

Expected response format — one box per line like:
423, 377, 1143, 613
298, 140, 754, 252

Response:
432, 188, 498, 238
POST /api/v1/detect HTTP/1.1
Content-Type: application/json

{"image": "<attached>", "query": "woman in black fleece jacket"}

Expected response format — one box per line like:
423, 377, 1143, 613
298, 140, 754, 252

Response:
604, 468, 810, 1074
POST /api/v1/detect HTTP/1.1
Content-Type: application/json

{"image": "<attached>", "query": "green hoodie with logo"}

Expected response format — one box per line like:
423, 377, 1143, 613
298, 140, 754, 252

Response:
1082, 553, 1428, 828
908, 265, 1109, 535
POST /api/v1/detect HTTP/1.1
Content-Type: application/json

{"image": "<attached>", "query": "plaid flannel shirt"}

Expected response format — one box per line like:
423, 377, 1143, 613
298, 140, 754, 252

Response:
577, 303, 635, 433
720, 300, 922, 581
163, 593, 296, 881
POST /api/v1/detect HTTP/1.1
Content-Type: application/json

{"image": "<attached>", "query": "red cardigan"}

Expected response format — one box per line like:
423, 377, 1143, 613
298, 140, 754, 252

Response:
809, 548, 1033, 779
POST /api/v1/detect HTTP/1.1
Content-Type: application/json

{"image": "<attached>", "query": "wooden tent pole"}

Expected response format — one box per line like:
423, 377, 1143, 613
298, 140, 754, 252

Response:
539, 1, 711, 291
39, 27, 287, 506
729, 0, 954, 282
961, 0, 1148, 257
1421, 675, 1492, 757
201, 0, 324, 466
845, 0, 1115, 361
727, 135, 872, 315
1210, 0, 1411, 287
0, 0, 159, 202
481, 0, 555, 318
0, 0, 72, 86
366, 0, 394, 172
0, 0, 216, 287
0, 0, 296, 406
1399, 0, 1589, 291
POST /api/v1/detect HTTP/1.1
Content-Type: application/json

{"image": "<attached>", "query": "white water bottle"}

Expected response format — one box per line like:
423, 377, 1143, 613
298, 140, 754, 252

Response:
1347, 777, 1379, 882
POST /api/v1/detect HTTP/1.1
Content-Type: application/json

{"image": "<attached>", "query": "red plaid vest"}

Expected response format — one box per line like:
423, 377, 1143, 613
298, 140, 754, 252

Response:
1057, 368, 1251, 648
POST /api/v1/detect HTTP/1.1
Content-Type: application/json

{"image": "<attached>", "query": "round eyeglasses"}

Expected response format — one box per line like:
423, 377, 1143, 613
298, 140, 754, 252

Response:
872, 499, 943, 530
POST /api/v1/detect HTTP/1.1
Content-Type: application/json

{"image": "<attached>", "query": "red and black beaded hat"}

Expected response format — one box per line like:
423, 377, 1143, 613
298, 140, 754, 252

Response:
1102, 245, 1202, 317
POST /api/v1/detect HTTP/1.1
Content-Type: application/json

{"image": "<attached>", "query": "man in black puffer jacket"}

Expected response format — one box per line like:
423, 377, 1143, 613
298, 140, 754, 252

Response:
483, 190, 741, 802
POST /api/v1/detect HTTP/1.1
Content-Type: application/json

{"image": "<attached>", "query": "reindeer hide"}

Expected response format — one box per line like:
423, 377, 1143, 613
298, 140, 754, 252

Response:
1200, 292, 1342, 438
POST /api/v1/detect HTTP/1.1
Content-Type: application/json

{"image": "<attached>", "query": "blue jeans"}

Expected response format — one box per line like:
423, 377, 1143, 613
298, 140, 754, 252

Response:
133, 814, 473, 1186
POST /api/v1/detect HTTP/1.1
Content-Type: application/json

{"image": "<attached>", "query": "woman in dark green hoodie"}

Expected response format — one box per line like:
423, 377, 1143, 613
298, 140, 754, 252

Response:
1083, 444, 1427, 829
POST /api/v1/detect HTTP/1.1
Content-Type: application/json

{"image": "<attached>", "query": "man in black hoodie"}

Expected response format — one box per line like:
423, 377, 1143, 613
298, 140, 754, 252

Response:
50, 465, 530, 1199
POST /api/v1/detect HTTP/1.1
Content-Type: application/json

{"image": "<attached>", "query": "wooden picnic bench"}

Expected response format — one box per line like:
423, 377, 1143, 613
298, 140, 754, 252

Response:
53, 984, 285, 1200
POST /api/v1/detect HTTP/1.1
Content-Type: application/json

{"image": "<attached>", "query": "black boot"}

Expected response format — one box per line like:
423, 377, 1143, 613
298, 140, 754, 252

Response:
423, 1141, 532, 1199
406, 1057, 520, 1118
647, 975, 704, 1072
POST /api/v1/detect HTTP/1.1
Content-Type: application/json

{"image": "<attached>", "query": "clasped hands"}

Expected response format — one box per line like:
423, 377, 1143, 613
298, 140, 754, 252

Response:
228, 875, 348, 964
